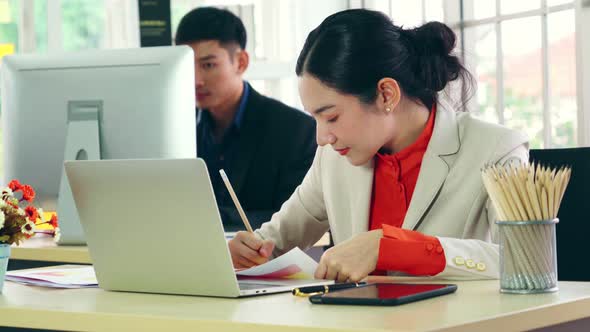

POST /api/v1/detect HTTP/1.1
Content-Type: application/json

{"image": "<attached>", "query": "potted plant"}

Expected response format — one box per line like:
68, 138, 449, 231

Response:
0, 180, 59, 293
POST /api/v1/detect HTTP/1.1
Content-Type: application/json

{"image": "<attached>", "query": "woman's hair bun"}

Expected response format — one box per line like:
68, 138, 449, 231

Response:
405, 21, 462, 92
410, 21, 456, 56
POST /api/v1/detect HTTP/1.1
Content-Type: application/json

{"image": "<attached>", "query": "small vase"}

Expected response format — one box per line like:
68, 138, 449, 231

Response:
0, 243, 10, 294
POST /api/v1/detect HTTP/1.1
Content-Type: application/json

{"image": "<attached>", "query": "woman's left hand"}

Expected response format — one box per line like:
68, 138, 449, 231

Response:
315, 229, 383, 282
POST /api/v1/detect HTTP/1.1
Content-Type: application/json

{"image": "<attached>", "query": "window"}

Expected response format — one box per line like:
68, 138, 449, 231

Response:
0, 0, 19, 71
359, 0, 444, 26
61, 0, 106, 51
11, 0, 138, 53
0, 0, 20, 177
461, 0, 577, 148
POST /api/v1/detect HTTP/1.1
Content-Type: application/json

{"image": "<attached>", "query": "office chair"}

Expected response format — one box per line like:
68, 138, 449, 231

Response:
529, 147, 590, 281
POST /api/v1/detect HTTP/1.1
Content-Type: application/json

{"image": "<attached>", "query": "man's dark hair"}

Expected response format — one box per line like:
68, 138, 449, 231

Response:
175, 7, 247, 50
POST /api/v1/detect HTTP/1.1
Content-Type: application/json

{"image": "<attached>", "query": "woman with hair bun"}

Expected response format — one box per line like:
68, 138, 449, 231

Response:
229, 9, 528, 282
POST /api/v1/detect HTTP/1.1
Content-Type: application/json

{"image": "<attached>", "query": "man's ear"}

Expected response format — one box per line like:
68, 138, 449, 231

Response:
235, 49, 249, 75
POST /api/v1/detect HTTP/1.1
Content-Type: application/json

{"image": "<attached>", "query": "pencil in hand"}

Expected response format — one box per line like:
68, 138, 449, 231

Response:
219, 169, 254, 233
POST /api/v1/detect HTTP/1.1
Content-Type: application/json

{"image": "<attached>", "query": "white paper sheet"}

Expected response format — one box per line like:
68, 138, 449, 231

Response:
235, 247, 318, 279
6, 266, 98, 288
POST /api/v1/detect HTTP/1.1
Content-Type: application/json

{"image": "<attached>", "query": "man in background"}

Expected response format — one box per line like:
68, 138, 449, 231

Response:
175, 7, 316, 230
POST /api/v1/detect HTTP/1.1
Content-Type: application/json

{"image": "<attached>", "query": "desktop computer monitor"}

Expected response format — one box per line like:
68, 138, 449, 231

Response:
0, 45, 196, 244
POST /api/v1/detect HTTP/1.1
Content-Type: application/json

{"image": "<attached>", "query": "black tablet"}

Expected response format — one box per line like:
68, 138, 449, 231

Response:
309, 283, 457, 306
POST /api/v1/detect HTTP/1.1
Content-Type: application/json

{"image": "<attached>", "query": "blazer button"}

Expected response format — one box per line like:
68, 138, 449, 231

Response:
435, 246, 443, 254
476, 262, 486, 271
466, 259, 476, 269
453, 256, 465, 265
426, 243, 434, 251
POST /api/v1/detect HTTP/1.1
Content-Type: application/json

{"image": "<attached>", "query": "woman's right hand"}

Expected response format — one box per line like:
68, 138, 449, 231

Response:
228, 231, 275, 268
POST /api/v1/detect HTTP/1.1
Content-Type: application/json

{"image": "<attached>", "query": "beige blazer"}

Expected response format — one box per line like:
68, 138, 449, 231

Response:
256, 100, 529, 280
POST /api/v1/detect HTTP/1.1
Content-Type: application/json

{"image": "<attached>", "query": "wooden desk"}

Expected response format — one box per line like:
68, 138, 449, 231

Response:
2, 274, 590, 331
9, 233, 331, 266
10, 236, 91, 264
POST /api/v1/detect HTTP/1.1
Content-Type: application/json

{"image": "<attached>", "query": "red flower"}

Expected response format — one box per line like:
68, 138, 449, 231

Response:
25, 206, 39, 221
8, 179, 22, 191
49, 214, 59, 228
21, 185, 35, 202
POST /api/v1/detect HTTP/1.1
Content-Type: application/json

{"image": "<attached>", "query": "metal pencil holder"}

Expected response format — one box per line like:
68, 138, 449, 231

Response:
496, 218, 558, 294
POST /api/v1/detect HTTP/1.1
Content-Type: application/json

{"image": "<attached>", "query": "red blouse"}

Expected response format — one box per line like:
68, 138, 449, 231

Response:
369, 106, 446, 276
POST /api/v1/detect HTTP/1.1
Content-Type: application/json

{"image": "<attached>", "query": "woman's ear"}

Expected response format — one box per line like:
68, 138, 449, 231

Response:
377, 78, 401, 113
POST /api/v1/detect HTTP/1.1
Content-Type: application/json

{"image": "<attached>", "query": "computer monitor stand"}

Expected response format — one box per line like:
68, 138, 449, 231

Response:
56, 100, 102, 245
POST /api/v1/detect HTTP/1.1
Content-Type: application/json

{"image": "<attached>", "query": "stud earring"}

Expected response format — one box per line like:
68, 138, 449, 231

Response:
385, 106, 392, 113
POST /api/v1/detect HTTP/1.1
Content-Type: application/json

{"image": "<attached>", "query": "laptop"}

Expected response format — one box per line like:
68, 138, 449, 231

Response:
64, 158, 332, 297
